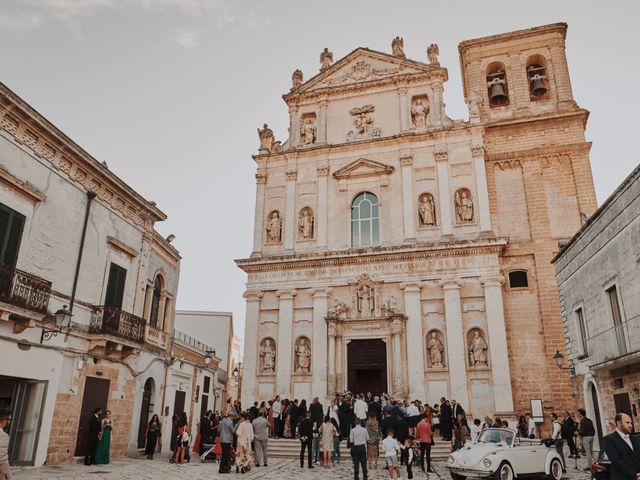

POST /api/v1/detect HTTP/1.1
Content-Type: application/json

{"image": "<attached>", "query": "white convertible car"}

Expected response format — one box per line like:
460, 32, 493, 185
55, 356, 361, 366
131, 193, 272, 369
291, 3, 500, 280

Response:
447, 428, 564, 480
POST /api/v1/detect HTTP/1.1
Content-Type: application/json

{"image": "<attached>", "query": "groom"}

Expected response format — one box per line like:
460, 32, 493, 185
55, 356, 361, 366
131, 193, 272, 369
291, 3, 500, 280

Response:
84, 407, 102, 466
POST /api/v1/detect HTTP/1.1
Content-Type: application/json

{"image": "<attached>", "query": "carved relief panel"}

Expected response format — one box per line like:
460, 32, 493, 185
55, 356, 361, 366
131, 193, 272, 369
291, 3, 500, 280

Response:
410, 94, 430, 129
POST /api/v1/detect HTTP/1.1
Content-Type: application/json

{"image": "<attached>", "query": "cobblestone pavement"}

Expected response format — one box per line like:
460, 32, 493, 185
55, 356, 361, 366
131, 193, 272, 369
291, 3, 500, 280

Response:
13, 454, 594, 480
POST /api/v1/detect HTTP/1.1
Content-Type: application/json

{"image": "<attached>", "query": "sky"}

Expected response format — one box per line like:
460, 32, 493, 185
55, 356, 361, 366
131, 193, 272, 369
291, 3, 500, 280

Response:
0, 0, 638, 340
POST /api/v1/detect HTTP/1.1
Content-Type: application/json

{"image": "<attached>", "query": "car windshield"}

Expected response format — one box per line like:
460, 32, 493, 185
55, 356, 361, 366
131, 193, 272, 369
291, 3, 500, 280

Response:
478, 428, 514, 446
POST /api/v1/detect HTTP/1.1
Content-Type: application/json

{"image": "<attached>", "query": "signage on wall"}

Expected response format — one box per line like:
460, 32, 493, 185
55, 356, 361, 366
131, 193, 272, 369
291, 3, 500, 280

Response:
531, 399, 543, 423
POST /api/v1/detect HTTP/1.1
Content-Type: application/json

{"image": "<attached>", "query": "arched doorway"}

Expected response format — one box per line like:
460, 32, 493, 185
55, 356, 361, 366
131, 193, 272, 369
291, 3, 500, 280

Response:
137, 378, 155, 448
585, 379, 604, 456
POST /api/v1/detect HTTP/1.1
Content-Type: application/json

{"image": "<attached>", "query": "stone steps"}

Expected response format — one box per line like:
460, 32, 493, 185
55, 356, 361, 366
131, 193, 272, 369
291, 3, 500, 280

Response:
267, 438, 451, 459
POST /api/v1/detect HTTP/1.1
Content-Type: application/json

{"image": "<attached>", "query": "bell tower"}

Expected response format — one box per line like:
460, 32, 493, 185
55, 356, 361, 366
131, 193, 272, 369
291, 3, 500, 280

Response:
459, 22, 577, 122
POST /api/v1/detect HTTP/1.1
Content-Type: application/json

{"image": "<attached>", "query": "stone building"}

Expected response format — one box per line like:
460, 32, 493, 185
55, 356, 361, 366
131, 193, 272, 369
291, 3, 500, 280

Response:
0, 82, 180, 465
553, 164, 640, 447
237, 23, 597, 424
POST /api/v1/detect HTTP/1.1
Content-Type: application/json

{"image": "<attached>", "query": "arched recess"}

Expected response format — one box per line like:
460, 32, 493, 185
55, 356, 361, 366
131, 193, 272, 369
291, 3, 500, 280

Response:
486, 62, 509, 107
351, 192, 380, 248
137, 378, 155, 448
149, 274, 165, 329
583, 374, 605, 451
526, 54, 550, 101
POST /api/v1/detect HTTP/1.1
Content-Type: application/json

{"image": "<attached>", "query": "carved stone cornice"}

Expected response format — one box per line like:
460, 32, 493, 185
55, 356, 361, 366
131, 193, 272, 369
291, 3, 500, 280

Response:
107, 236, 138, 259
255, 173, 268, 184
276, 289, 297, 300
399, 282, 421, 293
243, 291, 264, 301
0, 164, 45, 204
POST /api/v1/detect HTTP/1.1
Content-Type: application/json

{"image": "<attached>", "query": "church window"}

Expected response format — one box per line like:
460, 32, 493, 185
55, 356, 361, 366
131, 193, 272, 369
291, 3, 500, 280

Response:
149, 275, 163, 328
526, 55, 550, 101
508, 270, 529, 289
351, 192, 379, 248
486, 62, 509, 107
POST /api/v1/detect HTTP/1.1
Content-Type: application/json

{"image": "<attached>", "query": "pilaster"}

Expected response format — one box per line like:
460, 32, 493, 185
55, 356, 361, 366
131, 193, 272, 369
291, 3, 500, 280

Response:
443, 282, 469, 407
316, 166, 329, 251
312, 288, 330, 400
252, 173, 267, 256
401, 283, 424, 399
435, 150, 453, 235
284, 170, 297, 251
400, 155, 416, 242
241, 291, 263, 403
276, 289, 296, 397
471, 146, 492, 232
391, 318, 404, 397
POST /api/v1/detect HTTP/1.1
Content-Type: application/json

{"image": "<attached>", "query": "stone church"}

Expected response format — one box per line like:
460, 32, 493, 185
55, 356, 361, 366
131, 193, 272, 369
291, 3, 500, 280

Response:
236, 23, 597, 420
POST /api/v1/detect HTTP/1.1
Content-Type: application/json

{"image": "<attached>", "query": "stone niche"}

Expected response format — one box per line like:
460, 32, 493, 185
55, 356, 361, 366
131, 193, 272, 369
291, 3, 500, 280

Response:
410, 94, 430, 129
466, 327, 490, 368
300, 112, 317, 146
425, 329, 447, 370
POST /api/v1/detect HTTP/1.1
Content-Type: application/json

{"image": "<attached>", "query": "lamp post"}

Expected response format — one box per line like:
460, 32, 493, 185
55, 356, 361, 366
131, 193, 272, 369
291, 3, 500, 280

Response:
204, 350, 216, 366
40, 305, 73, 343
553, 350, 576, 376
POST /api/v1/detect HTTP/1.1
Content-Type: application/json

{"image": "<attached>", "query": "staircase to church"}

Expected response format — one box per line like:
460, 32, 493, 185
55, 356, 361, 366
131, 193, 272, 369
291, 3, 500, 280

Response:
268, 438, 452, 460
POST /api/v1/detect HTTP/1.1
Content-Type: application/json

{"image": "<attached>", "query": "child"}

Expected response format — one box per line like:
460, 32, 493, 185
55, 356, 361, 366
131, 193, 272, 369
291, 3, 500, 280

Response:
401, 436, 415, 479
382, 429, 401, 480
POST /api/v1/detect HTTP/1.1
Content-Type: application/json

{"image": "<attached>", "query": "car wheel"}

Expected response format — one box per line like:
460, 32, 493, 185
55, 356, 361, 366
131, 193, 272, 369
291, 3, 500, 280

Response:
494, 462, 514, 480
547, 458, 563, 480
451, 473, 466, 480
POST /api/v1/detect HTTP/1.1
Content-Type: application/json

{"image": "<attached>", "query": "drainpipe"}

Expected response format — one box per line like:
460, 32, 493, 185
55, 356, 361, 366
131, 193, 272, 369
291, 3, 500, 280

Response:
69, 190, 97, 314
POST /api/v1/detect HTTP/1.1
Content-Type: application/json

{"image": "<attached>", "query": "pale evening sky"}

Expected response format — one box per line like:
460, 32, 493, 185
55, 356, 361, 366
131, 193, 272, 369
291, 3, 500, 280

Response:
0, 0, 637, 340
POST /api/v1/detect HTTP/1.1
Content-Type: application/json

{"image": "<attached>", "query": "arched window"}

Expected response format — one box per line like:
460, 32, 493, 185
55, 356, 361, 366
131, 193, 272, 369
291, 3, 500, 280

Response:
486, 62, 509, 107
149, 276, 162, 328
526, 55, 550, 101
508, 270, 529, 289
351, 192, 379, 248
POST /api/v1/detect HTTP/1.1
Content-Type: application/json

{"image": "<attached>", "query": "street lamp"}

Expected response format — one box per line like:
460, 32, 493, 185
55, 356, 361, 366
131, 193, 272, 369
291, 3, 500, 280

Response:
41, 305, 73, 344
553, 350, 576, 376
204, 350, 216, 365
232, 363, 241, 387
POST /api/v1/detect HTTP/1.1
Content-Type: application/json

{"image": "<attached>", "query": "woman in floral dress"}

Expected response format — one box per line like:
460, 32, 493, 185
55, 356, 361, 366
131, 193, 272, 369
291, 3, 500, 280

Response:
235, 413, 254, 473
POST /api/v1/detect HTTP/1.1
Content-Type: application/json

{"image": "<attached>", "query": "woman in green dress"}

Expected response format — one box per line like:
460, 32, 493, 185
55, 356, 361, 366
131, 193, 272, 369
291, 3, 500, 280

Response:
95, 410, 113, 464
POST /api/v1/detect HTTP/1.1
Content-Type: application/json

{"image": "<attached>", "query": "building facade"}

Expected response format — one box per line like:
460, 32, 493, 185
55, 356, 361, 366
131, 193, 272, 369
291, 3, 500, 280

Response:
554, 164, 640, 448
0, 82, 180, 465
237, 23, 597, 424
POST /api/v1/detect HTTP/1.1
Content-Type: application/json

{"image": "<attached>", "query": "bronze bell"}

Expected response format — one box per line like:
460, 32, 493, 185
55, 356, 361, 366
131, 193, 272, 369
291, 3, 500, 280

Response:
487, 77, 508, 105
529, 74, 548, 96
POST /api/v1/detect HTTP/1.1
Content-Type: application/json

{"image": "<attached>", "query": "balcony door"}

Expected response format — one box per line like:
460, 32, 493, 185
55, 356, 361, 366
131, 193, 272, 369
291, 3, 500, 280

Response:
0, 203, 25, 267
105, 263, 127, 309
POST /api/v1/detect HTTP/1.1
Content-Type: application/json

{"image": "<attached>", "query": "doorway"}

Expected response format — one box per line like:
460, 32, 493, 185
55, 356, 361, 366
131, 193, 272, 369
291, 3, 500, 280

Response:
173, 390, 186, 417
137, 378, 155, 448
74, 377, 110, 457
347, 339, 387, 395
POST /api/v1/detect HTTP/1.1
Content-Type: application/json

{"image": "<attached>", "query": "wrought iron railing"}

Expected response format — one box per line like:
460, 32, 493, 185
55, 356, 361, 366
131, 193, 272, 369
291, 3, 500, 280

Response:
586, 315, 640, 366
89, 305, 145, 344
0, 262, 51, 314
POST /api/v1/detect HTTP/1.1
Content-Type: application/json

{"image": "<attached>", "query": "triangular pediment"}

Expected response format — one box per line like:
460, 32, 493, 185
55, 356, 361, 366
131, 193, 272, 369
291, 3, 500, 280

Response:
286, 48, 443, 98
333, 158, 395, 179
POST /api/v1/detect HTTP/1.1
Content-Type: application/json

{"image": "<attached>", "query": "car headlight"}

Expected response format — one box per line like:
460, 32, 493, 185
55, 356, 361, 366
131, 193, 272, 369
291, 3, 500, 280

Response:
482, 458, 492, 468
447, 455, 455, 466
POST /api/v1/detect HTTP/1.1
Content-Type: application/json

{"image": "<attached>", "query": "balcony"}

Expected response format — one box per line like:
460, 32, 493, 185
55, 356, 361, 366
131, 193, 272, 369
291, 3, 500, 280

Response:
586, 315, 640, 368
144, 324, 169, 349
89, 306, 145, 344
0, 262, 51, 315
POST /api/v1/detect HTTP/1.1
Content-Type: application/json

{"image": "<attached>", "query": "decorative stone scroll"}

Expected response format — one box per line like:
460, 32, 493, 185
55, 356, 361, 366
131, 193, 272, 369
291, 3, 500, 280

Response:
346, 105, 381, 142
426, 330, 445, 368
418, 193, 436, 227
454, 188, 474, 223
259, 338, 276, 373
297, 207, 314, 240
266, 210, 282, 243
294, 336, 312, 373
467, 328, 489, 367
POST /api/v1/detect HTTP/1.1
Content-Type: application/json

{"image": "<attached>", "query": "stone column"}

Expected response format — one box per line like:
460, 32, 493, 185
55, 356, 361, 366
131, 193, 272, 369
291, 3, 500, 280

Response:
276, 290, 296, 397
252, 173, 267, 256
336, 335, 344, 392
316, 166, 330, 251
400, 155, 416, 242
482, 276, 515, 414
401, 283, 424, 400
312, 288, 329, 400
318, 100, 328, 144
284, 170, 297, 252
399, 87, 409, 132
443, 283, 469, 407
391, 318, 404, 397
143, 283, 153, 321
241, 291, 263, 403
435, 150, 453, 235
471, 146, 492, 232
162, 297, 173, 332
327, 321, 337, 396
157, 293, 167, 329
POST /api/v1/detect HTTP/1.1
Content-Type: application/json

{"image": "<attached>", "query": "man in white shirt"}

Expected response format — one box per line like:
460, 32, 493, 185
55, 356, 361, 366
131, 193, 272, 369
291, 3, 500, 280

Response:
525, 413, 536, 438
354, 394, 368, 427
469, 418, 482, 443
602, 413, 640, 480
382, 429, 401, 479
272, 396, 282, 438
550, 412, 565, 471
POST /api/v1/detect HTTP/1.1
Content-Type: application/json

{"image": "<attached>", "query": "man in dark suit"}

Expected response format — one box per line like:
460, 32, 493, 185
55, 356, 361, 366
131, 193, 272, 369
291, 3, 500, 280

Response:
339, 396, 353, 440
309, 397, 324, 427
84, 407, 102, 466
298, 411, 314, 468
440, 399, 452, 441
451, 400, 465, 425
290, 399, 300, 439
602, 413, 640, 480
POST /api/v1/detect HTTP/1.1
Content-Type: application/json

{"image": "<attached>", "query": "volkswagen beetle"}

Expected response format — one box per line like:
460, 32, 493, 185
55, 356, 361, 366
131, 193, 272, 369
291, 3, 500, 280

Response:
446, 428, 564, 480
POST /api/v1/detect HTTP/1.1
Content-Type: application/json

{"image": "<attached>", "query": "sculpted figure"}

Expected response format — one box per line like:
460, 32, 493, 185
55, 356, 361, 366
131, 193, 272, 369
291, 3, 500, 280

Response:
329, 298, 349, 317
391, 36, 405, 58
266, 211, 282, 242
260, 339, 276, 372
411, 98, 429, 128
386, 295, 398, 313
418, 194, 436, 226
468, 330, 488, 366
257, 123, 274, 152
358, 285, 373, 317
295, 338, 312, 373
292, 69, 303, 88
466, 90, 482, 118
427, 332, 444, 368
427, 43, 439, 65
455, 189, 474, 223
298, 208, 314, 239
320, 47, 333, 72
300, 117, 317, 145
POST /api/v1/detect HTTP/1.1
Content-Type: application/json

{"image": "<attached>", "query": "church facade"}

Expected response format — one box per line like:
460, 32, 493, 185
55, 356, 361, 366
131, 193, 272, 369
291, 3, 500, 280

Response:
237, 23, 597, 421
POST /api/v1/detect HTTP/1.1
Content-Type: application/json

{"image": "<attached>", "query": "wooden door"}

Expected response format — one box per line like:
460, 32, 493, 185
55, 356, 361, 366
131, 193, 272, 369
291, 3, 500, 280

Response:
347, 339, 387, 395
74, 377, 110, 456
173, 390, 186, 417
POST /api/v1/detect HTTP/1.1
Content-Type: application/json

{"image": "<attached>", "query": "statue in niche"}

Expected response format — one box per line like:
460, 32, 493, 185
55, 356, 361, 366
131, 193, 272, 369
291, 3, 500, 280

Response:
300, 117, 317, 145
346, 105, 381, 142
295, 337, 312, 373
266, 211, 282, 242
298, 208, 314, 239
418, 193, 436, 227
427, 331, 444, 368
454, 189, 474, 223
328, 298, 349, 317
385, 295, 398, 314
427, 43, 439, 65
357, 284, 374, 317
292, 69, 303, 89
320, 47, 333, 72
260, 338, 276, 373
391, 36, 405, 58
411, 98, 430, 128
468, 330, 488, 366
257, 123, 274, 152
